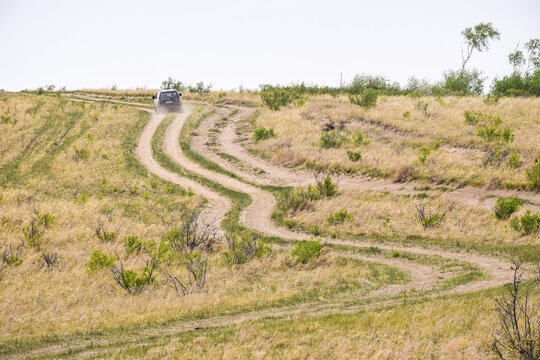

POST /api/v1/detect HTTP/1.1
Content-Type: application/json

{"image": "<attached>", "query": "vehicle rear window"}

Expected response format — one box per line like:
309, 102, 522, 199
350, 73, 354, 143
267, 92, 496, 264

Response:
159, 92, 179, 100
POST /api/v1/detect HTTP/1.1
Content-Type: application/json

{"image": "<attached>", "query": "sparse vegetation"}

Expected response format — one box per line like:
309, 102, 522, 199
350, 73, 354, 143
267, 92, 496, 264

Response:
510, 210, 540, 235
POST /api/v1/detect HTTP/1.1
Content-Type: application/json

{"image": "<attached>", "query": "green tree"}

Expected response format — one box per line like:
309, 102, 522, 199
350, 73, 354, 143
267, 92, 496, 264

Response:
460, 22, 501, 71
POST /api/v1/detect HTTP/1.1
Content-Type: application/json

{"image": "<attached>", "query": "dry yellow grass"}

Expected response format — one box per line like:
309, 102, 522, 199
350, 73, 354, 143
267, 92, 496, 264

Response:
284, 189, 539, 246
249, 95, 540, 189
119, 288, 540, 360
0, 93, 400, 345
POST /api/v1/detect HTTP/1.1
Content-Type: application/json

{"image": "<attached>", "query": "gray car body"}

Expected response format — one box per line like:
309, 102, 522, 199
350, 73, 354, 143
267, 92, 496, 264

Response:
153, 89, 183, 113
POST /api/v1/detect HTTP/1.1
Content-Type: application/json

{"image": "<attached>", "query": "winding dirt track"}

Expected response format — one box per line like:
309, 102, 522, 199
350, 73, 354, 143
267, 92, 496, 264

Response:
198, 105, 540, 212
15, 96, 529, 359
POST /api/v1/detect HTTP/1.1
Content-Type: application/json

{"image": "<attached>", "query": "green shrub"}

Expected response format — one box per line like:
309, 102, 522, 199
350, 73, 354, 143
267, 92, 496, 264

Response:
22, 219, 43, 249
36, 212, 56, 228
319, 130, 349, 149
291, 239, 324, 264
490, 71, 540, 97
73, 147, 90, 162
349, 89, 378, 109
347, 150, 362, 162
391, 250, 401, 258
494, 197, 522, 220
277, 185, 321, 215
327, 209, 354, 225
86, 250, 114, 273
124, 235, 145, 255
310, 225, 321, 236
442, 68, 484, 95
416, 145, 432, 165
253, 126, 275, 142
223, 232, 270, 266
507, 152, 522, 169
476, 125, 514, 142
1, 246, 23, 267
464, 110, 483, 125
526, 158, 540, 191
510, 210, 540, 235
111, 263, 156, 293
416, 204, 446, 229
402, 111, 410, 118
351, 130, 370, 146
260, 86, 307, 111
316, 175, 337, 197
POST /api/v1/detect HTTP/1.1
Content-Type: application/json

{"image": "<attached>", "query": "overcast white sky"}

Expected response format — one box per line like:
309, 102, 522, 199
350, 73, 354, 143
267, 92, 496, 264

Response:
0, 0, 539, 91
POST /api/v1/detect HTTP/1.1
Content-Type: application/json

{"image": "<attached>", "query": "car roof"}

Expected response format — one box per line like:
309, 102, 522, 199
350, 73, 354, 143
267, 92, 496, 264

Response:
159, 89, 178, 93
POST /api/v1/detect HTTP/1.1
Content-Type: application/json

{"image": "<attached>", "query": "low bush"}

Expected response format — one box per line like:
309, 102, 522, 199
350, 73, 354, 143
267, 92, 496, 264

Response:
22, 219, 43, 249
416, 145, 432, 165
260, 85, 307, 111
86, 250, 114, 273
510, 210, 540, 235
111, 261, 156, 294
253, 126, 275, 142
73, 147, 90, 162
327, 209, 354, 225
41, 251, 60, 269
315, 175, 338, 197
277, 185, 320, 215
416, 204, 446, 229
35, 212, 56, 228
1, 245, 23, 267
319, 130, 349, 149
347, 150, 362, 162
477, 126, 514, 142
124, 235, 145, 255
291, 239, 324, 264
494, 197, 522, 220
506, 152, 522, 169
223, 232, 270, 266
349, 89, 378, 109
90, 219, 122, 242
351, 130, 370, 146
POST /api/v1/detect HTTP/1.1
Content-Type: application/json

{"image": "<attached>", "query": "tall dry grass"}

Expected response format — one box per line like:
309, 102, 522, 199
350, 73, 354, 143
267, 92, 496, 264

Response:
249, 95, 540, 189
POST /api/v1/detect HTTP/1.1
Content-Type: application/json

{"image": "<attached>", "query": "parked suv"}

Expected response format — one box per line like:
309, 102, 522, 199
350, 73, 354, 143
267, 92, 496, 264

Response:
153, 89, 183, 112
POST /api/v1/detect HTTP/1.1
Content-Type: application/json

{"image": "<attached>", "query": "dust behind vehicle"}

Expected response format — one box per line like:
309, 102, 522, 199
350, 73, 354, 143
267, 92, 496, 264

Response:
153, 89, 183, 113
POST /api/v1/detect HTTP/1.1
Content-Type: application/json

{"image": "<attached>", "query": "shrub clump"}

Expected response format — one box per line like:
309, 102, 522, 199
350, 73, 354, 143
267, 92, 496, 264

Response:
291, 239, 324, 264
253, 126, 275, 142
260, 85, 307, 111
319, 130, 349, 149
476, 126, 514, 142
347, 150, 362, 162
416, 204, 446, 229
223, 232, 270, 266
494, 197, 522, 220
327, 209, 354, 225
111, 262, 156, 294
87, 250, 114, 273
510, 210, 540, 236
349, 89, 378, 109
124, 235, 145, 255
22, 219, 43, 249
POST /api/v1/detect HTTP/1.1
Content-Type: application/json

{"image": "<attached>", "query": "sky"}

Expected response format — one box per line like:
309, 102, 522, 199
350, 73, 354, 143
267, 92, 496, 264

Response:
0, 0, 539, 91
